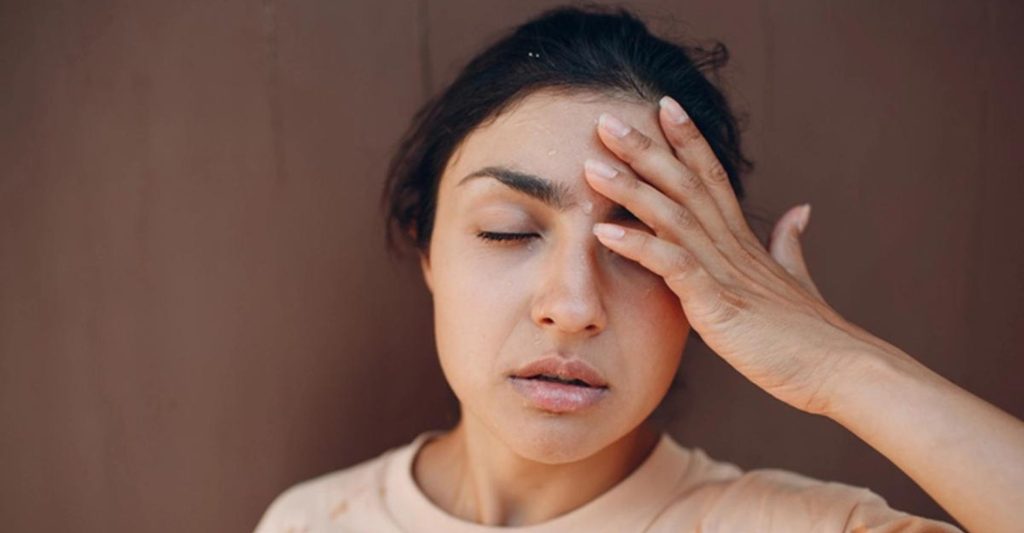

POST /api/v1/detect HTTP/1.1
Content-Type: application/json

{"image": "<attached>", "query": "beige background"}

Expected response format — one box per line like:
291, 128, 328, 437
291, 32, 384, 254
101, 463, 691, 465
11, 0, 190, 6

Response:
2, 1, 1022, 531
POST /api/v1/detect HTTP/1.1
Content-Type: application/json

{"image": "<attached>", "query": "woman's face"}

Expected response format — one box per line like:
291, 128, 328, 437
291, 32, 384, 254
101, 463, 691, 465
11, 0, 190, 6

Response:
420, 90, 690, 463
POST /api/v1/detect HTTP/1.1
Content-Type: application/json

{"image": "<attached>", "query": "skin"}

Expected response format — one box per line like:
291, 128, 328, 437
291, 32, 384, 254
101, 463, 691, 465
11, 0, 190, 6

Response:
416, 90, 686, 525
416, 88, 1024, 531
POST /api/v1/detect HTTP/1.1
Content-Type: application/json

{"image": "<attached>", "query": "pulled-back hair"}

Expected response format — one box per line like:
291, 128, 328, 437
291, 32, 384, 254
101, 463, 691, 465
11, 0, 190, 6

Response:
381, 4, 754, 260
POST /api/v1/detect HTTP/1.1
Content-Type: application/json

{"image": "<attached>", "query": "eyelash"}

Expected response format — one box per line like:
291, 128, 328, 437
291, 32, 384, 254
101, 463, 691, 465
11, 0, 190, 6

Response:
476, 231, 537, 244
476, 231, 629, 262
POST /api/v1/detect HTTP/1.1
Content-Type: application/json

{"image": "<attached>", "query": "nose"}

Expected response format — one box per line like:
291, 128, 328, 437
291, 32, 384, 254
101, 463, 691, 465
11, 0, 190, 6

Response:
531, 237, 608, 335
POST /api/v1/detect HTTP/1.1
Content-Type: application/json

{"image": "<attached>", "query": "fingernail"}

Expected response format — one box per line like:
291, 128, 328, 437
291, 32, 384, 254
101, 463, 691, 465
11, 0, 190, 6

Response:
593, 223, 625, 240
797, 203, 812, 233
659, 95, 689, 124
585, 159, 619, 179
598, 113, 631, 138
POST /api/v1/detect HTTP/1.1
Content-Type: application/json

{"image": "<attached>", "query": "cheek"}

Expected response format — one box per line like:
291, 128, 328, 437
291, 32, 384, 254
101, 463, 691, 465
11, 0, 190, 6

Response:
435, 257, 525, 324
622, 273, 687, 328
619, 281, 688, 376
431, 261, 525, 380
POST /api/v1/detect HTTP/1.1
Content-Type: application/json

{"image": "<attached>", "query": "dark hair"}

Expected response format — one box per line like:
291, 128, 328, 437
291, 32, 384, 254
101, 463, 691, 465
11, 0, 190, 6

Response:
380, 4, 754, 260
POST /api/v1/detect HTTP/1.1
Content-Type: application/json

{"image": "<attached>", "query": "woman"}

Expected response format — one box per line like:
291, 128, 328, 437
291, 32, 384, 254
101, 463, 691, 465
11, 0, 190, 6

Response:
255, 6, 1022, 532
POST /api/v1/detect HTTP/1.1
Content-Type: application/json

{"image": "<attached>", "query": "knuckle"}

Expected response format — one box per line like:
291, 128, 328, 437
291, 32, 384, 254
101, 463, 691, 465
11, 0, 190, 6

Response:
678, 168, 704, 192
668, 249, 698, 278
629, 131, 654, 153
707, 161, 729, 184
671, 205, 697, 230
636, 233, 655, 260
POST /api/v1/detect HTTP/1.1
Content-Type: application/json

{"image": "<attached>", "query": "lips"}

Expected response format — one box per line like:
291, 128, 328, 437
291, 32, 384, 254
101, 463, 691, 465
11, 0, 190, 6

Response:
509, 377, 608, 413
509, 356, 609, 389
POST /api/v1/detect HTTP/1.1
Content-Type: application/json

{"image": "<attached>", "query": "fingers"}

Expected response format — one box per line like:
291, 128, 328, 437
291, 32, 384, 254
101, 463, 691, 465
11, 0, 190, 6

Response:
591, 222, 721, 309
583, 158, 736, 278
595, 112, 742, 253
593, 107, 796, 291
656, 95, 761, 247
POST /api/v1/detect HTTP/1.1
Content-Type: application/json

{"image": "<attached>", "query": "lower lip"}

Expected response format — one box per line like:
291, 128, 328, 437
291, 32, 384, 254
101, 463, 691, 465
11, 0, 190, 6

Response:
508, 377, 609, 413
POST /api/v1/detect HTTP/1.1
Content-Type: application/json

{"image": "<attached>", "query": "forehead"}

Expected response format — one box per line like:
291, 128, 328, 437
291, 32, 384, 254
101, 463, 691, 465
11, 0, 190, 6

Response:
440, 89, 669, 198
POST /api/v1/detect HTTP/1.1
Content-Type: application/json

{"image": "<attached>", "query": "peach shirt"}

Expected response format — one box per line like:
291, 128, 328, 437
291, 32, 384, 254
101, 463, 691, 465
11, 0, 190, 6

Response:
253, 431, 963, 532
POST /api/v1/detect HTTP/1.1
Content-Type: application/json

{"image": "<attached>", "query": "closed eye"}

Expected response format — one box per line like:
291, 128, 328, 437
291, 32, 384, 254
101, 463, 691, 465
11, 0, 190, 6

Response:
476, 231, 537, 244
475, 230, 629, 261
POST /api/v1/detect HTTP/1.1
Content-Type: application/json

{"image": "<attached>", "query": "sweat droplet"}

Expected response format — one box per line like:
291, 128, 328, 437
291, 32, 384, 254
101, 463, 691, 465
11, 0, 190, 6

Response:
581, 200, 593, 215
546, 149, 558, 156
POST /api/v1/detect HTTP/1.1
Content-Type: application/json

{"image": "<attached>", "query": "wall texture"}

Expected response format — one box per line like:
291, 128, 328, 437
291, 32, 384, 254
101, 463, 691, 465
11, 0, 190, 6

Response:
1, 1, 1021, 531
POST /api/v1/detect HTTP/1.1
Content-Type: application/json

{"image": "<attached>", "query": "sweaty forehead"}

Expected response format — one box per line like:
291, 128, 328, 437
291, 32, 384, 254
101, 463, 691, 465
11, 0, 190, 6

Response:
441, 90, 669, 194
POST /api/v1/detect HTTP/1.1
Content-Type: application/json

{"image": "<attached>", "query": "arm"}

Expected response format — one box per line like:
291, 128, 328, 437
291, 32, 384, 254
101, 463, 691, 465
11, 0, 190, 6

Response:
824, 346, 1024, 533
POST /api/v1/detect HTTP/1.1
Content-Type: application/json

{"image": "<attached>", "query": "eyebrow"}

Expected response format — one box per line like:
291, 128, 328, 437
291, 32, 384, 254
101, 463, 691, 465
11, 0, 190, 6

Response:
457, 165, 638, 222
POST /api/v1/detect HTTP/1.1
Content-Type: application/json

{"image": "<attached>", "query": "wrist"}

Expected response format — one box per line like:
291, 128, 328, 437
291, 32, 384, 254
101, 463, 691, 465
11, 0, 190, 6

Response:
819, 346, 946, 424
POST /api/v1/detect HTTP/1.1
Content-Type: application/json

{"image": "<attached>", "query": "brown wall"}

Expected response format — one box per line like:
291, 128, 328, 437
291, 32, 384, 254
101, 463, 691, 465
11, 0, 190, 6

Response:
2, 1, 1021, 531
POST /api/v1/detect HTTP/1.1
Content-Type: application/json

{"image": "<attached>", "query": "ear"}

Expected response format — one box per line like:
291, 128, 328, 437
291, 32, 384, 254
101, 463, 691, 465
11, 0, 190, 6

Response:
419, 251, 433, 294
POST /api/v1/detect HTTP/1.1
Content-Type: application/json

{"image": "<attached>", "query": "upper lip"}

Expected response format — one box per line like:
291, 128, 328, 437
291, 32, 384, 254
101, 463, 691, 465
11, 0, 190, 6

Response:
509, 355, 609, 388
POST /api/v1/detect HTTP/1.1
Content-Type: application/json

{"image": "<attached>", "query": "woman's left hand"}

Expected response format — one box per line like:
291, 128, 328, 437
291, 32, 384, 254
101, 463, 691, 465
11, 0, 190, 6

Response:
583, 95, 898, 416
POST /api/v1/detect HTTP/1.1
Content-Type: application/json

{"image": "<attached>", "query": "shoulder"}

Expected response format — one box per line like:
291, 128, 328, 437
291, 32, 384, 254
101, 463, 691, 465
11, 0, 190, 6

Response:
251, 443, 404, 533
653, 446, 963, 532
718, 468, 963, 532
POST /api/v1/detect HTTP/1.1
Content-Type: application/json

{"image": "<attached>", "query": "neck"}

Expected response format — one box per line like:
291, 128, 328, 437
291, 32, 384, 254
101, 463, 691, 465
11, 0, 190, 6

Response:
413, 411, 661, 526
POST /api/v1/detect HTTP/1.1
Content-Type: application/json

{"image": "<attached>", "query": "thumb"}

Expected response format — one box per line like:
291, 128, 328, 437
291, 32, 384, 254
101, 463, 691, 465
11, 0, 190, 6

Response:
769, 203, 824, 301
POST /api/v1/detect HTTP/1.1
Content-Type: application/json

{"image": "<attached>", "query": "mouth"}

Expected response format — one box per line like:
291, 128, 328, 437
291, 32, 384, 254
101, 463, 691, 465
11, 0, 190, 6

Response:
509, 356, 609, 389
507, 355, 610, 413
508, 376, 609, 413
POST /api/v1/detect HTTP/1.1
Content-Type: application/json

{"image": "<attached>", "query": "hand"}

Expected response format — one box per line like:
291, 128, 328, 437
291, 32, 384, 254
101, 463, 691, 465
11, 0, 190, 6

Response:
583, 96, 897, 415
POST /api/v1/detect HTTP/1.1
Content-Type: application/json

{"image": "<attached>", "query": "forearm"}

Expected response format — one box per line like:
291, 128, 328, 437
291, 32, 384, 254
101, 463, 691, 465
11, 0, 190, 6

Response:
824, 349, 1024, 533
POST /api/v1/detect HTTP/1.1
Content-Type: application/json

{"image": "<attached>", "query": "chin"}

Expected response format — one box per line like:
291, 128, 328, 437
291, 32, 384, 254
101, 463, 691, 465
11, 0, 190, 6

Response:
491, 408, 631, 464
